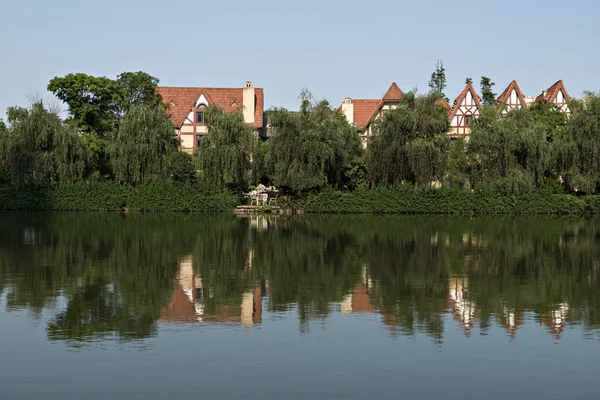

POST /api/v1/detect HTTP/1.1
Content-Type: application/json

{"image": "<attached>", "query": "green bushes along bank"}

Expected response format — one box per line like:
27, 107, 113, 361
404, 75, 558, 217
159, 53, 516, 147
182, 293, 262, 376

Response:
0, 183, 239, 212
297, 187, 600, 214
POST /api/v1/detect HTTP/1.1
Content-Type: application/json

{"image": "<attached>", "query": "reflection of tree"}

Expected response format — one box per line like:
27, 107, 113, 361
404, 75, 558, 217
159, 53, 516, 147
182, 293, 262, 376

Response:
2, 213, 600, 344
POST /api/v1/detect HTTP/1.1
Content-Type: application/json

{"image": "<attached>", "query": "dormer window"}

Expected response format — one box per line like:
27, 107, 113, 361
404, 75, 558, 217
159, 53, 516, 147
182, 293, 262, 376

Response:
196, 104, 206, 124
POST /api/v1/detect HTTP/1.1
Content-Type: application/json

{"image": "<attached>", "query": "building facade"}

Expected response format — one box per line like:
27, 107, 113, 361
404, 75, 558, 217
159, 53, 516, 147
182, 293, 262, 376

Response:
158, 82, 265, 153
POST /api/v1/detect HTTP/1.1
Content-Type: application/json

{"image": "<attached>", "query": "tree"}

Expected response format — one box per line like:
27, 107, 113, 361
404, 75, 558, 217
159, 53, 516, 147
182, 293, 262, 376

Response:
110, 105, 175, 185
2, 103, 89, 186
468, 107, 549, 193
553, 92, 600, 193
265, 90, 363, 192
480, 76, 496, 105
428, 60, 447, 100
196, 104, 255, 190
367, 92, 450, 187
47, 71, 163, 176
168, 151, 196, 184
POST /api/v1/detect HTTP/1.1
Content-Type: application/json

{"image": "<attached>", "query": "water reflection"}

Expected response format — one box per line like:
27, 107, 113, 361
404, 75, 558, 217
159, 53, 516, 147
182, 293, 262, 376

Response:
1, 212, 599, 346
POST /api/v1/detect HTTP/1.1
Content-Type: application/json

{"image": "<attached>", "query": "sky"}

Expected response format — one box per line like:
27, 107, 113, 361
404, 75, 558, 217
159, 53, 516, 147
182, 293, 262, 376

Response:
1, 0, 599, 119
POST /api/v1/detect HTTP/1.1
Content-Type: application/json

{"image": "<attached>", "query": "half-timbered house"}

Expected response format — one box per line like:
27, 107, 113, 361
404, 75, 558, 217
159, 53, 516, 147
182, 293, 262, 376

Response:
496, 80, 528, 115
448, 82, 482, 136
339, 82, 404, 147
534, 80, 572, 114
158, 82, 264, 153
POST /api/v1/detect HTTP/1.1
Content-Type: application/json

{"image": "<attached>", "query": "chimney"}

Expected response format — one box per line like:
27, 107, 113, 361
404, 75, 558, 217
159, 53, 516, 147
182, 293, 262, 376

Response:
243, 81, 255, 124
341, 98, 354, 126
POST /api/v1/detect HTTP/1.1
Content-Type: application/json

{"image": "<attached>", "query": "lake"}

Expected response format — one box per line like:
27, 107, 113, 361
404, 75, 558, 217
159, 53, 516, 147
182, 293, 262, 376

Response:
1, 212, 599, 399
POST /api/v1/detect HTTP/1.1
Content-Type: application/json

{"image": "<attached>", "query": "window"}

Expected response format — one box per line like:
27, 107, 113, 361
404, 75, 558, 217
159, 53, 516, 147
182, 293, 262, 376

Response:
196, 104, 206, 124
465, 115, 473, 126
196, 135, 203, 148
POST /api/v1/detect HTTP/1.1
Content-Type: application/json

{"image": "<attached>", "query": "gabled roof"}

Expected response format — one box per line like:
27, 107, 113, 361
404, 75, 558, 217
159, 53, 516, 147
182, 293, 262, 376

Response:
435, 98, 451, 111
158, 86, 264, 128
449, 82, 482, 121
349, 100, 382, 130
382, 82, 404, 102
534, 80, 572, 104
496, 80, 528, 108
339, 83, 405, 131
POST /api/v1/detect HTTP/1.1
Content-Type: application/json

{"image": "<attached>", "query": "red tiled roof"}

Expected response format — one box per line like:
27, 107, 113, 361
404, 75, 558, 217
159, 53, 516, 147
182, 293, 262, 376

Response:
382, 82, 404, 102
158, 86, 264, 128
534, 80, 571, 104
449, 82, 482, 121
436, 98, 451, 111
496, 80, 527, 108
351, 100, 382, 130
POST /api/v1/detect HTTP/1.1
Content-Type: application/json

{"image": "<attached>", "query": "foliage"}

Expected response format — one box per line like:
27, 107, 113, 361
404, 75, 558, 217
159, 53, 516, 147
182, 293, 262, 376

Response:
428, 60, 447, 100
2, 103, 89, 186
556, 92, 600, 193
297, 186, 595, 214
468, 106, 549, 194
445, 138, 469, 188
367, 92, 450, 187
47, 71, 162, 176
110, 105, 176, 185
168, 151, 196, 184
480, 76, 496, 105
265, 90, 363, 192
47, 71, 162, 137
529, 101, 567, 137
0, 182, 238, 211
196, 104, 255, 191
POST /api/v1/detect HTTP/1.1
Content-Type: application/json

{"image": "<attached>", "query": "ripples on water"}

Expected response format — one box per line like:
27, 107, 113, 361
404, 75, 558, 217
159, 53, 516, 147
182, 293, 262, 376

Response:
1, 212, 598, 345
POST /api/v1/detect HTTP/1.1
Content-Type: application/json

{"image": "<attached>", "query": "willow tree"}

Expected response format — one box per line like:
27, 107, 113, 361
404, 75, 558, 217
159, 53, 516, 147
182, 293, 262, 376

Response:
110, 105, 175, 185
367, 92, 450, 188
2, 103, 89, 186
265, 90, 362, 192
555, 92, 600, 193
468, 106, 549, 193
196, 104, 255, 190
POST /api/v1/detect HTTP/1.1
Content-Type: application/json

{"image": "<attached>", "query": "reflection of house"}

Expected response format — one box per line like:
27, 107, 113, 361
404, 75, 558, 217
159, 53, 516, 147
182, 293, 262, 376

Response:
500, 306, 525, 340
341, 266, 374, 314
158, 82, 265, 153
447, 276, 479, 337
541, 303, 570, 339
159, 255, 264, 331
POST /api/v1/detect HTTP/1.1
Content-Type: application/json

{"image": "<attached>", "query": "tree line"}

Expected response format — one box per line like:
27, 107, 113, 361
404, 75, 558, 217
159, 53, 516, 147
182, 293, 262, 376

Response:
2, 70, 600, 197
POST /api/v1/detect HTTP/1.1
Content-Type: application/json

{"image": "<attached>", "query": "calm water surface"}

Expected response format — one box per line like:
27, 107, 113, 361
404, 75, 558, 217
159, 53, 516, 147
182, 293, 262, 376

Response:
1, 212, 599, 399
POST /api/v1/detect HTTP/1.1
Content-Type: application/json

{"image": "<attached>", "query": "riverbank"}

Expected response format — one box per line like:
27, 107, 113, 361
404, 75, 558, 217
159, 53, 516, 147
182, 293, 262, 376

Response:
3, 183, 600, 214
0, 183, 239, 212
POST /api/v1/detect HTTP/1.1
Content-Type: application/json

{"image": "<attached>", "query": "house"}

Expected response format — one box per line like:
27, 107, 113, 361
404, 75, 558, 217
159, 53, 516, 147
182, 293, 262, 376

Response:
534, 80, 572, 114
339, 82, 405, 147
158, 82, 265, 153
496, 80, 529, 114
448, 82, 482, 136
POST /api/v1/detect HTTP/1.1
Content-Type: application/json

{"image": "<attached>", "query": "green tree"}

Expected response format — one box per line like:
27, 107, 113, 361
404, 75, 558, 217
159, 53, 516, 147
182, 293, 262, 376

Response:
480, 76, 496, 105
168, 151, 197, 184
265, 90, 363, 192
110, 105, 175, 185
367, 92, 450, 187
47, 71, 162, 175
555, 93, 600, 193
428, 60, 448, 100
468, 107, 549, 193
196, 104, 255, 190
2, 103, 89, 186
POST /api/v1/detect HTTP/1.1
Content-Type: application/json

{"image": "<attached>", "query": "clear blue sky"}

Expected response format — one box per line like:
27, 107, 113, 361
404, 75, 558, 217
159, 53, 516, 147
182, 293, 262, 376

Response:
0, 0, 598, 119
